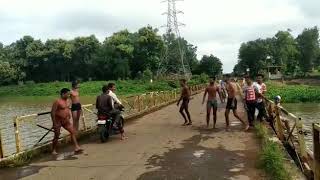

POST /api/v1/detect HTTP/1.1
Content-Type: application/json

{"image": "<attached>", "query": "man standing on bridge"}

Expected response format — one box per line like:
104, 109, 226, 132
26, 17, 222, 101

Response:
202, 78, 222, 129
71, 81, 81, 132
254, 74, 267, 122
177, 79, 192, 126
225, 74, 249, 131
51, 88, 83, 155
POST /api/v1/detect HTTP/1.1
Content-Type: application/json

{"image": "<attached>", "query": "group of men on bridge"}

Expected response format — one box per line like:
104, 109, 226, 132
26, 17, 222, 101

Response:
50, 81, 126, 155
50, 74, 270, 155
177, 74, 269, 132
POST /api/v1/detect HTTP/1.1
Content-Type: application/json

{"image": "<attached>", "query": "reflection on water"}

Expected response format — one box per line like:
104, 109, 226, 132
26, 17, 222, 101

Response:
283, 103, 320, 151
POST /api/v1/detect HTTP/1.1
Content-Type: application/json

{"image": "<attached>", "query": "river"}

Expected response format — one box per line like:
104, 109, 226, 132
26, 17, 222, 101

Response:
0, 97, 319, 157
283, 103, 320, 151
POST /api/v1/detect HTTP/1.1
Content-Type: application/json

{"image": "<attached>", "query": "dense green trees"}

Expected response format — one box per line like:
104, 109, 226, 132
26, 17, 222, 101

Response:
0, 25, 223, 85
197, 55, 223, 77
234, 27, 320, 77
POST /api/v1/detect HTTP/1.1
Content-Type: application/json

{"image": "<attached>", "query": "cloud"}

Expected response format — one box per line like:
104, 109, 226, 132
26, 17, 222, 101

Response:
1, 0, 320, 73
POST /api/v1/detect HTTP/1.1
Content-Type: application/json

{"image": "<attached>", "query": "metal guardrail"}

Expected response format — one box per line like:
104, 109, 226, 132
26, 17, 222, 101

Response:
236, 83, 318, 179
314, 123, 320, 180
2, 84, 206, 158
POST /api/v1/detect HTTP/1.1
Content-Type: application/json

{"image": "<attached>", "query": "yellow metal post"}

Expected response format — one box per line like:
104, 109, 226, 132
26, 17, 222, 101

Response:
81, 110, 87, 130
313, 123, 320, 180
0, 129, 3, 158
297, 118, 308, 160
13, 117, 21, 153
275, 105, 285, 141
137, 96, 141, 112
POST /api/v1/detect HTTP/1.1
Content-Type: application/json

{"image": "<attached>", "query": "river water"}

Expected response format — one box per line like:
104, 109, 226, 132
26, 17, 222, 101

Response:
0, 97, 319, 157
283, 103, 320, 151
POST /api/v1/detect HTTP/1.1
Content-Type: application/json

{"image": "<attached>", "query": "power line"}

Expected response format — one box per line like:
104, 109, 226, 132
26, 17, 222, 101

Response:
157, 0, 191, 79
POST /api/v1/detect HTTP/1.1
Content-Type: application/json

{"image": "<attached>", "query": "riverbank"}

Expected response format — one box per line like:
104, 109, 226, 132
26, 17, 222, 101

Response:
0, 78, 205, 98
266, 81, 320, 103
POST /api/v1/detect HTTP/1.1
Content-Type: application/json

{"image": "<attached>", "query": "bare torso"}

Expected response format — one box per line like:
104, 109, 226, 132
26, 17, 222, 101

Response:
181, 85, 191, 100
226, 82, 237, 98
206, 85, 219, 101
70, 89, 80, 104
54, 99, 71, 121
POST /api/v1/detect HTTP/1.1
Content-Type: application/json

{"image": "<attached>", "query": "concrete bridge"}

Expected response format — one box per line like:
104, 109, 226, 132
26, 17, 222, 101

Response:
0, 93, 266, 180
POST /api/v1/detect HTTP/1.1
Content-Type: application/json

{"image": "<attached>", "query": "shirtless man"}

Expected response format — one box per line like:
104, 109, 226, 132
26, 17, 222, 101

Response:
202, 78, 222, 129
51, 88, 82, 155
177, 79, 192, 126
70, 81, 81, 132
225, 75, 249, 131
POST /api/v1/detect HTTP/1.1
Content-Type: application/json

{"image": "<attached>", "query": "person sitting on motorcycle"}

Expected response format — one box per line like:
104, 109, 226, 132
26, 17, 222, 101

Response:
96, 85, 126, 140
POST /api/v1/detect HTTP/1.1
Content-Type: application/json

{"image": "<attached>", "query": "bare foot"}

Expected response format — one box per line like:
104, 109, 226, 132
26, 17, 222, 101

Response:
186, 122, 192, 126
121, 136, 128, 140
182, 122, 188, 126
52, 151, 58, 156
244, 125, 250, 131
74, 148, 83, 154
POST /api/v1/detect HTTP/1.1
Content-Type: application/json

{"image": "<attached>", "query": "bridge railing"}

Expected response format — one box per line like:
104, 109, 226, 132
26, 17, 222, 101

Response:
236, 83, 318, 179
0, 84, 206, 158
313, 123, 320, 180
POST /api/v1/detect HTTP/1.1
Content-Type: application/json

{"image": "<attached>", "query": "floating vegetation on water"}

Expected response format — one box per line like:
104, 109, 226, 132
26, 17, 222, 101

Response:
266, 81, 320, 103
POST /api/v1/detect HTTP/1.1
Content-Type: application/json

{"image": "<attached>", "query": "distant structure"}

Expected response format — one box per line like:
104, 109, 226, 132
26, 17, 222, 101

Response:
157, 0, 191, 79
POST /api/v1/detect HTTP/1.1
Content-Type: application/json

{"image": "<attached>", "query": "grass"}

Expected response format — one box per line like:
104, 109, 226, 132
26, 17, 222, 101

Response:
0, 150, 38, 168
255, 123, 291, 180
0, 78, 206, 98
266, 81, 320, 103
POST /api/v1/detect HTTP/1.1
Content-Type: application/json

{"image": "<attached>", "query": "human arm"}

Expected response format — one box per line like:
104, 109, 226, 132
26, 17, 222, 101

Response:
51, 101, 58, 127
202, 88, 208, 105
217, 87, 223, 103
110, 91, 122, 105
177, 89, 183, 106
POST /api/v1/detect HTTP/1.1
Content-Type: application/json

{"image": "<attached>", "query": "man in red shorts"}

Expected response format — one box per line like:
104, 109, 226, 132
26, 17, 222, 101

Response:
51, 88, 83, 155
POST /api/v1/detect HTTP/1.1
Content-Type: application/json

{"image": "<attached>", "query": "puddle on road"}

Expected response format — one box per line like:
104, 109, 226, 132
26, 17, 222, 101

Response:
193, 150, 205, 158
137, 133, 256, 180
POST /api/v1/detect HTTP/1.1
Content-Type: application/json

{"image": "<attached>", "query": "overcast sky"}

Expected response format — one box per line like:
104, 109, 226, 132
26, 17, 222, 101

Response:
0, 0, 319, 72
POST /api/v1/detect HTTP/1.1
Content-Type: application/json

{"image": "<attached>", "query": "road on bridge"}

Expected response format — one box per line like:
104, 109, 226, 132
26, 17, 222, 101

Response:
0, 93, 265, 180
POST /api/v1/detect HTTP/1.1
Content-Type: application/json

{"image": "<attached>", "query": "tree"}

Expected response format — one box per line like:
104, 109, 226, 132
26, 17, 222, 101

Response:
0, 61, 23, 85
273, 31, 300, 75
198, 55, 223, 77
71, 35, 100, 80
132, 26, 165, 77
296, 27, 319, 74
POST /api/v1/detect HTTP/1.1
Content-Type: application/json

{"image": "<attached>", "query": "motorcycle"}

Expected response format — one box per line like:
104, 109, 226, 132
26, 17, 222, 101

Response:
96, 107, 124, 143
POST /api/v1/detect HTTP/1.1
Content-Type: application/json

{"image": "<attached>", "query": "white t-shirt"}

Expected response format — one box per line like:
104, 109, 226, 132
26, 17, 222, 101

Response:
108, 90, 122, 105
253, 82, 263, 103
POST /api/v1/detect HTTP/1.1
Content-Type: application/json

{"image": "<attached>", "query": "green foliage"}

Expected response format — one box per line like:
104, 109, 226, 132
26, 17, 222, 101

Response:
0, 79, 195, 97
266, 81, 320, 102
296, 27, 320, 74
0, 61, 24, 85
254, 124, 291, 180
234, 27, 319, 77
0, 26, 221, 85
197, 55, 222, 77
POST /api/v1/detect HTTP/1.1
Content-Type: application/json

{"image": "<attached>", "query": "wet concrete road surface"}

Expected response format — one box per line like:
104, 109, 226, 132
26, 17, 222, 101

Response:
0, 93, 265, 180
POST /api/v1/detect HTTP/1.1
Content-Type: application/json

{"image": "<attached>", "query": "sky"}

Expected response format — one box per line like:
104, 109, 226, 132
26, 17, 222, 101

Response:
0, 0, 320, 73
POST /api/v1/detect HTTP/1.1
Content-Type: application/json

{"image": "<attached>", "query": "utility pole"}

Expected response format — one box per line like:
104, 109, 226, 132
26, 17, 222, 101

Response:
157, 0, 191, 79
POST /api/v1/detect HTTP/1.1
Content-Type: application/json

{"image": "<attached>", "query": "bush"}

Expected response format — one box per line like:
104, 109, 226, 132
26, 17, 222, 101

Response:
255, 123, 291, 180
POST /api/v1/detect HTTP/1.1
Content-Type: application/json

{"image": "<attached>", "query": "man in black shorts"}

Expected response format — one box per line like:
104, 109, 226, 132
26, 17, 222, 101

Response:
177, 79, 192, 126
225, 75, 249, 131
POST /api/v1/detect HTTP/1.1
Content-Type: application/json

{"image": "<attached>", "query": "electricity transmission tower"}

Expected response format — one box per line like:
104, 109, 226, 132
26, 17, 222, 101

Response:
157, 0, 191, 79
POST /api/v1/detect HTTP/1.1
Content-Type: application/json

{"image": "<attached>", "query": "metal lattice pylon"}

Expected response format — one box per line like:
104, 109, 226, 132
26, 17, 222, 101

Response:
157, 0, 192, 79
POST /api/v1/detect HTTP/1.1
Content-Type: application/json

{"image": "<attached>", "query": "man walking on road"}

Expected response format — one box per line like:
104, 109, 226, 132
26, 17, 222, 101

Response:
225, 75, 249, 131
177, 79, 192, 126
51, 88, 83, 155
202, 78, 221, 129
